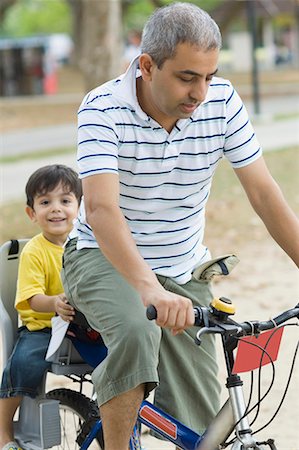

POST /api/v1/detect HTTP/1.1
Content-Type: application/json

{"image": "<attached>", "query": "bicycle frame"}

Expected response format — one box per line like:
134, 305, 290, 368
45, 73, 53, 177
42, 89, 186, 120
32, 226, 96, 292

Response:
79, 334, 260, 450
79, 297, 299, 450
79, 386, 255, 450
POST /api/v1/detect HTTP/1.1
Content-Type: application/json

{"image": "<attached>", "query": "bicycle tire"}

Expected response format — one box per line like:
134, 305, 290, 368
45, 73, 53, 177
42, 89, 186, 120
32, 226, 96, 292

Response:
46, 388, 104, 449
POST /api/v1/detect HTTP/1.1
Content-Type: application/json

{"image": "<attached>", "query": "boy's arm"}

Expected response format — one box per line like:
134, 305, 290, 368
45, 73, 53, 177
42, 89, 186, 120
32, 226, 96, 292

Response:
29, 294, 75, 322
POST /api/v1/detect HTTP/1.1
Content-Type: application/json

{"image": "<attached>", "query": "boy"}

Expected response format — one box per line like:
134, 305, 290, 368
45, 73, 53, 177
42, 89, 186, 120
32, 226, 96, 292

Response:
0, 164, 82, 450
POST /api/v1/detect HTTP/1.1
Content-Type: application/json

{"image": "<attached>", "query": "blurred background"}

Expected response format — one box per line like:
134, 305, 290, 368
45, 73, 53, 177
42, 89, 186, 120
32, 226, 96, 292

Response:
1, 0, 299, 241
0, 0, 298, 240
0, 2, 298, 448
0, 0, 298, 95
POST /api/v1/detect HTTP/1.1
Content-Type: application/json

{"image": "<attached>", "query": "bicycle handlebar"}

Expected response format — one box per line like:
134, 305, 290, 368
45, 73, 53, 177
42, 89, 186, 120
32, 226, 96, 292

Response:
146, 302, 299, 340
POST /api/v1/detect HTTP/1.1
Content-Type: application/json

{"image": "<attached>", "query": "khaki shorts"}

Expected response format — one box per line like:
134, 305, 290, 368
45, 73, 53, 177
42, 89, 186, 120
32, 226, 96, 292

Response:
62, 239, 221, 434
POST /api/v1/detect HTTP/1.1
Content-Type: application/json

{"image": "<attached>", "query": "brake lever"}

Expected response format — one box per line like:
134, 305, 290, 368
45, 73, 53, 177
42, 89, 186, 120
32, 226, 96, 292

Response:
194, 323, 241, 346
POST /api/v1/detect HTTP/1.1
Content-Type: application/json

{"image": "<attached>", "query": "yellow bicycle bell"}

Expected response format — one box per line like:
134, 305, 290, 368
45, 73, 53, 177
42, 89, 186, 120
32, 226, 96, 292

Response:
210, 297, 236, 315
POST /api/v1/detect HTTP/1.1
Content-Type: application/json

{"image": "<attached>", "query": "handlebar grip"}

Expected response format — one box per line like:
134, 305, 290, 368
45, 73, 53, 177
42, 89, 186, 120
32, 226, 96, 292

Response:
146, 305, 203, 326
146, 305, 157, 320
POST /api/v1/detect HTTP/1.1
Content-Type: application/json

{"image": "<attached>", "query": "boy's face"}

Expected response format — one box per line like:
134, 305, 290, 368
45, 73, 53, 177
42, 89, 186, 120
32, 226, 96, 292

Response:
26, 182, 79, 245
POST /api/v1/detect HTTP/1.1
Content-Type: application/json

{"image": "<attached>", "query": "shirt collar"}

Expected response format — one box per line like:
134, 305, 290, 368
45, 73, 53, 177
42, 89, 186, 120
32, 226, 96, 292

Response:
112, 57, 148, 120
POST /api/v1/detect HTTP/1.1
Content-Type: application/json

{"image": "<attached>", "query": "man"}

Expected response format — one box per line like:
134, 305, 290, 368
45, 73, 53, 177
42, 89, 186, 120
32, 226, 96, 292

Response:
62, 3, 299, 450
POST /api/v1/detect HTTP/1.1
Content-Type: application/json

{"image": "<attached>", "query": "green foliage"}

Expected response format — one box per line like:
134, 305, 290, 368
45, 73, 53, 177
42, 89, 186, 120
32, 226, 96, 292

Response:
272, 13, 296, 29
1, 0, 71, 37
124, 0, 223, 33
1, 0, 224, 39
124, 0, 153, 32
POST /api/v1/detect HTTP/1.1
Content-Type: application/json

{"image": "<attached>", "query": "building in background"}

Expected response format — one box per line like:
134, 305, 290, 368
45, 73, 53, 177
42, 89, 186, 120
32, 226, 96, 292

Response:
0, 34, 73, 97
212, 0, 299, 72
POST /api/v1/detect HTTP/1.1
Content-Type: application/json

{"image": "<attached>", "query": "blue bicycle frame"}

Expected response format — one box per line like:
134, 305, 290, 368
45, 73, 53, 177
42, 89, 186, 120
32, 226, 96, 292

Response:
138, 400, 204, 449
80, 399, 204, 450
79, 394, 237, 450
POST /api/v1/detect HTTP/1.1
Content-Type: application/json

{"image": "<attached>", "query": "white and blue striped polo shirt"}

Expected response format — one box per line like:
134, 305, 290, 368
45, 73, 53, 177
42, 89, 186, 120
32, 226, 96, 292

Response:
75, 58, 262, 284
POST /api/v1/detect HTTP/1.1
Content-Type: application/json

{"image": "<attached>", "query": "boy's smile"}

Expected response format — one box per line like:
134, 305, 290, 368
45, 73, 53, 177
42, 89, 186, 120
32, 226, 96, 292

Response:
26, 182, 79, 246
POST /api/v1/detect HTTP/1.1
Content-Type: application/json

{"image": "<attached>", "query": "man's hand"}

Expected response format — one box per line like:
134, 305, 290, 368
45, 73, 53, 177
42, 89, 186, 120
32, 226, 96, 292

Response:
54, 294, 75, 322
142, 286, 194, 335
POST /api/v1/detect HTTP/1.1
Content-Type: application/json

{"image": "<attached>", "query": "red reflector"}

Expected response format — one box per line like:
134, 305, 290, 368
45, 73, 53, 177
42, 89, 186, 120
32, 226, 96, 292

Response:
232, 327, 284, 374
139, 405, 177, 439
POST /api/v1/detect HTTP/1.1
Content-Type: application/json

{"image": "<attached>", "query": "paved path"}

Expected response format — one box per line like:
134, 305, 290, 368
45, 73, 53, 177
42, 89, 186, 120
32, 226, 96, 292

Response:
1, 153, 77, 204
1, 114, 299, 158
1, 93, 298, 158
0, 118, 299, 204
1, 123, 77, 156
1, 95, 298, 205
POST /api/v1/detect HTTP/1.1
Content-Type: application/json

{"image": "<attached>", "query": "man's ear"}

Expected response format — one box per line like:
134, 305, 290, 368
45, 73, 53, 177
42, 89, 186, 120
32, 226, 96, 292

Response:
26, 206, 37, 222
138, 53, 155, 81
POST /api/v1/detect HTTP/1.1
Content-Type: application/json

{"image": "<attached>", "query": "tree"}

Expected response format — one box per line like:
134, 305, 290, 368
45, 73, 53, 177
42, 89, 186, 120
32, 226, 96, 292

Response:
0, 0, 123, 91
74, 0, 122, 91
0, 0, 224, 92
0, 0, 17, 22
0, 0, 71, 36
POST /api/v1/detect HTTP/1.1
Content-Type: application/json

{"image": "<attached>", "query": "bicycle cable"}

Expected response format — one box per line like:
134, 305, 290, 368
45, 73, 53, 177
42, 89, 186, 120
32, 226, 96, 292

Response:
223, 339, 276, 447
223, 323, 298, 446
253, 333, 299, 435
248, 326, 282, 427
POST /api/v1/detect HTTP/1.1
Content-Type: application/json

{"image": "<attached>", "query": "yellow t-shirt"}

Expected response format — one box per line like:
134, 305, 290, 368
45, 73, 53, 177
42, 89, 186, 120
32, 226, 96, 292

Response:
15, 233, 64, 331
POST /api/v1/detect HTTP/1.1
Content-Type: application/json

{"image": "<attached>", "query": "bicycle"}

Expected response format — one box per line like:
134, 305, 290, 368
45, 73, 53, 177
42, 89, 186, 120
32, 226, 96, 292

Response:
76, 297, 299, 450
1, 239, 298, 449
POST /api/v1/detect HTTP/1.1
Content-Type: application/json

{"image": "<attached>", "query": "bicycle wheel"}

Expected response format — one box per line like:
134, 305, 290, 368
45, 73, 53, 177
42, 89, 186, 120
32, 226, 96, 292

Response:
46, 388, 104, 450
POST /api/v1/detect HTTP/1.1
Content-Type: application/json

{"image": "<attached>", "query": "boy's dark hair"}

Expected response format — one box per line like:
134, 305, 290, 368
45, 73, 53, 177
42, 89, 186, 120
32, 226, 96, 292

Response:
25, 164, 82, 208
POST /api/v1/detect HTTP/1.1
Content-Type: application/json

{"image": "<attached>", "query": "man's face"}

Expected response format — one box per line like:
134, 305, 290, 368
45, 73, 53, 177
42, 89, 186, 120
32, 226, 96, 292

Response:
139, 42, 219, 130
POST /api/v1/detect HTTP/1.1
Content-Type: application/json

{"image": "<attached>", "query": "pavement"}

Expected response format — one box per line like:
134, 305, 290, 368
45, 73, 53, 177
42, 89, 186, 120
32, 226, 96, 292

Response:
141, 432, 173, 449
1, 94, 299, 205
2, 123, 77, 156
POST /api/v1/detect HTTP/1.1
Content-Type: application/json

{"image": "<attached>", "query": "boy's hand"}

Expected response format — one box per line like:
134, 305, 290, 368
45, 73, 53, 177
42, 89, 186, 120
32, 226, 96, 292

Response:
55, 294, 75, 322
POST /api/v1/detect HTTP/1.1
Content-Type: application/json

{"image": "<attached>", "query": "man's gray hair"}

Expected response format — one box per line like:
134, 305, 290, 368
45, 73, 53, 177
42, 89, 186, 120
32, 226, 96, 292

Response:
141, 2, 222, 68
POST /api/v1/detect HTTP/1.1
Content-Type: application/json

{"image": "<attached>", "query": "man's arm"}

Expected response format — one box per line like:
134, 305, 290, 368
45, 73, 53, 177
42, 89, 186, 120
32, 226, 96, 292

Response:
83, 173, 194, 333
235, 156, 299, 267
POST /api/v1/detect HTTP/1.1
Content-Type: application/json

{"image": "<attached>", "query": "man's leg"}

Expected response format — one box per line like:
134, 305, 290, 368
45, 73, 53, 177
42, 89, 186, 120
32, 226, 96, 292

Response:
62, 242, 160, 449
154, 275, 221, 437
100, 384, 144, 450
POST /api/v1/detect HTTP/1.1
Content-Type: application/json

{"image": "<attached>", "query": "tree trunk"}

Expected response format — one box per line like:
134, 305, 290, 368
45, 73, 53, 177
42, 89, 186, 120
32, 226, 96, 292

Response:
78, 0, 123, 92
67, 0, 83, 66
0, 0, 17, 21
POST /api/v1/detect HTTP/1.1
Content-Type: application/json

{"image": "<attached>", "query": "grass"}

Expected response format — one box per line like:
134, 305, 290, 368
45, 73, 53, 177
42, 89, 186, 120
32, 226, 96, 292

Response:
1, 147, 298, 245
273, 112, 299, 121
205, 146, 299, 253
0, 146, 74, 164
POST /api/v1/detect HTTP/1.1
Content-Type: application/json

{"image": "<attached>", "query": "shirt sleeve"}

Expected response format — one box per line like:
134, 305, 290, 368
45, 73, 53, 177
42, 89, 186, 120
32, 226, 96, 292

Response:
77, 98, 119, 179
224, 82, 262, 168
15, 249, 46, 311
